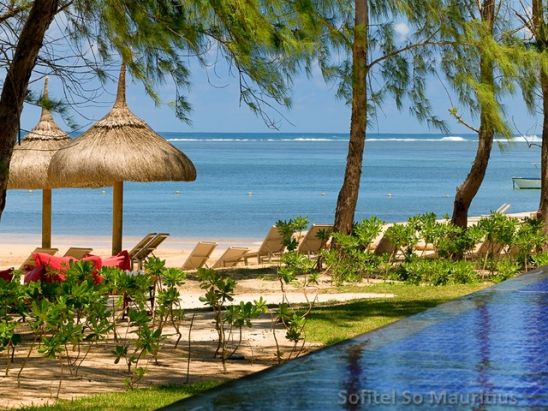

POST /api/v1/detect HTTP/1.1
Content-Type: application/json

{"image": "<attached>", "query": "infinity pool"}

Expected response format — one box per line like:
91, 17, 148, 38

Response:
164, 269, 548, 410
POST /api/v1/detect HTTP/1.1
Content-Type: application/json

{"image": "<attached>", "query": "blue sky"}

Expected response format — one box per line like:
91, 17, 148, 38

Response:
20, 58, 540, 136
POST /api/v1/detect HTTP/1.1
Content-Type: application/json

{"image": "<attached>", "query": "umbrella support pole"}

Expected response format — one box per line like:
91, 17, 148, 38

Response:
112, 181, 123, 255
42, 189, 52, 248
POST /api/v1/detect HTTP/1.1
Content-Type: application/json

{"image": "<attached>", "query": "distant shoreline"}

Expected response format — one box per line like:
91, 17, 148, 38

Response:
0, 232, 261, 246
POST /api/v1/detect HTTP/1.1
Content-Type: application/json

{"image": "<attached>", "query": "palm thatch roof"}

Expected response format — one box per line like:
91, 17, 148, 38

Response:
48, 65, 196, 188
8, 78, 70, 189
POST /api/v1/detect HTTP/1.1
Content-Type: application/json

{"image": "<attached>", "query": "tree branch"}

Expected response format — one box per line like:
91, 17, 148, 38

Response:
368, 34, 453, 69
0, 2, 32, 25
449, 108, 480, 133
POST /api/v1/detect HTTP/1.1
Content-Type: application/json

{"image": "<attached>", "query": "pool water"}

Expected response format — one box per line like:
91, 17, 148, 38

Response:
163, 269, 548, 410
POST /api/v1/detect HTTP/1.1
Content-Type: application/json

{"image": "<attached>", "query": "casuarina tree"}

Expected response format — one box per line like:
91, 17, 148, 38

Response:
443, 0, 534, 229
308, 0, 448, 235
516, 0, 548, 240
0, 0, 317, 220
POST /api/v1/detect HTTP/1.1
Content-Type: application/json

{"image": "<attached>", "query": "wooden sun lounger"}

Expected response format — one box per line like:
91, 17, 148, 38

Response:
369, 224, 392, 254
128, 233, 157, 260
19, 247, 59, 270
63, 247, 93, 259
212, 247, 249, 269
182, 242, 217, 270
373, 235, 396, 256
495, 203, 511, 214
132, 233, 169, 269
297, 224, 333, 256
472, 239, 506, 259
469, 203, 512, 224
244, 226, 285, 264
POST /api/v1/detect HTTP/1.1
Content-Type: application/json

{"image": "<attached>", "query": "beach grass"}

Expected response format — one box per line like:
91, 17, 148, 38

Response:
305, 282, 491, 345
16, 381, 222, 411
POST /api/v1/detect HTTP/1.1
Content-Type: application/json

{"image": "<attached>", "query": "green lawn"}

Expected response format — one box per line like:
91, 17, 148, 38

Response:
15, 281, 491, 410
17, 381, 222, 411
305, 282, 491, 344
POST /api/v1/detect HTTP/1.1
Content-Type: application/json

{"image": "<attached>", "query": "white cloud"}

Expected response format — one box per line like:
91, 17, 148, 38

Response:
394, 22, 410, 39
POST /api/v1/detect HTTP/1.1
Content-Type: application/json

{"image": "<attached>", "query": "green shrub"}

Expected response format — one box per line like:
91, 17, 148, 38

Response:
278, 252, 316, 284
395, 258, 441, 285
512, 218, 547, 270
385, 223, 419, 261
396, 258, 478, 286
409, 212, 442, 252
352, 216, 384, 249
450, 261, 478, 284
435, 224, 483, 260
477, 213, 518, 261
493, 259, 521, 283
322, 247, 380, 284
275, 216, 309, 251
532, 251, 548, 267
323, 217, 383, 284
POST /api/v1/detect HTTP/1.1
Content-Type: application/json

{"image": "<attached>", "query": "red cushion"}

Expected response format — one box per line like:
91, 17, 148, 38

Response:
29, 252, 110, 285
43, 268, 66, 283
82, 255, 103, 271
34, 253, 75, 273
33, 253, 81, 283
102, 250, 131, 271
0, 268, 14, 282
24, 265, 44, 283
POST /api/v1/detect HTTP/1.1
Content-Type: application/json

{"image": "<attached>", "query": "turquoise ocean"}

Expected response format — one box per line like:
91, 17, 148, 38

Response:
0, 132, 542, 239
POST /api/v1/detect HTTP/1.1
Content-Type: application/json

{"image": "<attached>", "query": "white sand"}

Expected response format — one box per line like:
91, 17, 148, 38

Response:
0, 233, 262, 270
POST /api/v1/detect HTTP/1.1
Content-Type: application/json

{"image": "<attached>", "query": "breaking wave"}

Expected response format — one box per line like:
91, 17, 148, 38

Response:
495, 135, 541, 143
167, 134, 543, 144
166, 135, 472, 143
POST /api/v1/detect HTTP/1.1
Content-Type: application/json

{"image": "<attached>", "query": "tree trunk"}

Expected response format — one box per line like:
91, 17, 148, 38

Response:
533, 0, 548, 241
0, 0, 58, 220
333, 0, 368, 235
451, 0, 495, 229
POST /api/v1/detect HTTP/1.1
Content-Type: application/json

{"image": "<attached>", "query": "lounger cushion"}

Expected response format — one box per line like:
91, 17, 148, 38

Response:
24, 266, 44, 284
82, 255, 103, 269
24, 264, 65, 284
0, 268, 13, 282
32, 253, 103, 284
34, 253, 75, 272
102, 250, 131, 271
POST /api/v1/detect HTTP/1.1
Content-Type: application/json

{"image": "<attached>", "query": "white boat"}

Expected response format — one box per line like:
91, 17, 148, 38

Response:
512, 177, 541, 190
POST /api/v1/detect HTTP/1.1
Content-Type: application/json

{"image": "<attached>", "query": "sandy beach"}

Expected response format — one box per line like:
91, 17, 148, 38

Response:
0, 233, 262, 270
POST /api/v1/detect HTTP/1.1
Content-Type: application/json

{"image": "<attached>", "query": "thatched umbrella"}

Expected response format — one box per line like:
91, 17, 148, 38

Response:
8, 78, 70, 248
48, 65, 196, 255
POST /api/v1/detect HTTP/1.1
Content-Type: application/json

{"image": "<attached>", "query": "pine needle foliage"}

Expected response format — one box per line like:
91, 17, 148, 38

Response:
297, 0, 450, 130
1, 1, 322, 126
439, 0, 537, 139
